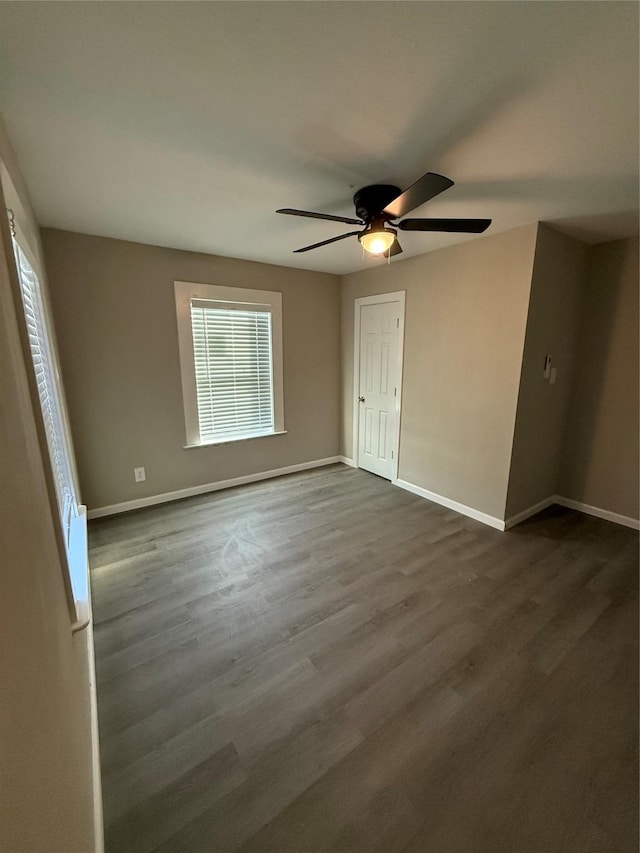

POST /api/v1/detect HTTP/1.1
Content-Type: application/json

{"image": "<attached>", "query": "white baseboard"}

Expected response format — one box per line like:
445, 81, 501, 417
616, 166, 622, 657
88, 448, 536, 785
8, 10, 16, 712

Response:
393, 478, 505, 531
87, 460, 640, 533
87, 456, 342, 519
555, 496, 640, 531
339, 456, 356, 468
505, 494, 640, 531
504, 496, 557, 530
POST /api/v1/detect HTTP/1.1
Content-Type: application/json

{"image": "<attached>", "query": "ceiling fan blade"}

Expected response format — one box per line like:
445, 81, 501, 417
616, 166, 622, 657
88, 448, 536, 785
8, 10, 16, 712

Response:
277, 208, 363, 226
383, 172, 454, 219
293, 231, 361, 253
384, 238, 403, 258
398, 218, 492, 233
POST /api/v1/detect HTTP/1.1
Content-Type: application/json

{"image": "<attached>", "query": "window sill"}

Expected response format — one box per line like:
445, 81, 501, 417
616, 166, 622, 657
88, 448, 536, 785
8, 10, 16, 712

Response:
183, 430, 287, 449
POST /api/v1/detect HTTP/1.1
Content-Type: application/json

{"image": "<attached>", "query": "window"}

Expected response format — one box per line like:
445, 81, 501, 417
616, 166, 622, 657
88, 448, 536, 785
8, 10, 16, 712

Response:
175, 281, 285, 447
7, 216, 88, 628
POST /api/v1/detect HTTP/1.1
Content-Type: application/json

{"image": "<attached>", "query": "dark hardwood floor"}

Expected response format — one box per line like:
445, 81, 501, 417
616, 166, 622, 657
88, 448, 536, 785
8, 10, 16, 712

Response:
89, 464, 639, 853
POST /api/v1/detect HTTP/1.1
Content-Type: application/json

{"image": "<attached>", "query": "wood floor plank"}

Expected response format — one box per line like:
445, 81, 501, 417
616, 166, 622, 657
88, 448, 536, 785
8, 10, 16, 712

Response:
104, 744, 246, 853
152, 711, 364, 853
233, 680, 468, 853
90, 465, 638, 853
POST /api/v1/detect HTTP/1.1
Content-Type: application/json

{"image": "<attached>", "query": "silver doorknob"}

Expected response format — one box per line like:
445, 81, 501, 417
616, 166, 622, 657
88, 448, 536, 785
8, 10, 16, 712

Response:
358, 396, 365, 402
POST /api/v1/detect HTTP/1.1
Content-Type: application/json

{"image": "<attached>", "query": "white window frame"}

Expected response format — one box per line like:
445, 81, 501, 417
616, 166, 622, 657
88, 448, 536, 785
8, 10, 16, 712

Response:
3, 170, 89, 632
175, 281, 285, 447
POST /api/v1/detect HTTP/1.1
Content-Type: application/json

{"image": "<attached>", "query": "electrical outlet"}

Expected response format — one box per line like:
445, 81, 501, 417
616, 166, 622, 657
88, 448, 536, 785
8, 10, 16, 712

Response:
134, 466, 146, 483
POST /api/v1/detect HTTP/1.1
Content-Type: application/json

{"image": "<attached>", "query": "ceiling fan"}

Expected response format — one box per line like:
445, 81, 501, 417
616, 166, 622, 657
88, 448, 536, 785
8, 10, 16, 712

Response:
277, 171, 491, 258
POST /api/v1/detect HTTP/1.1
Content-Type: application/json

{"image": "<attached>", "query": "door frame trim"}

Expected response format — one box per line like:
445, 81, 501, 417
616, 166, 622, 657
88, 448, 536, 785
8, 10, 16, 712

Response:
353, 290, 406, 481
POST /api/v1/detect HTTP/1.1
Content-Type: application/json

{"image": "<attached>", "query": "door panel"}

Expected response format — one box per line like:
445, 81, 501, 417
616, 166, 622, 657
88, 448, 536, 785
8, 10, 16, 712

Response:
364, 407, 374, 455
366, 342, 375, 393
381, 343, 390, 394
357, 300, 402, 480
378, 410, 389, 461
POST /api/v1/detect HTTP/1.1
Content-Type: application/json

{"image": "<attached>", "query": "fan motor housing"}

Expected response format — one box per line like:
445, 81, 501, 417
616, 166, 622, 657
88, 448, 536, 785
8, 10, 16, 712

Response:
353, 185, 401, 223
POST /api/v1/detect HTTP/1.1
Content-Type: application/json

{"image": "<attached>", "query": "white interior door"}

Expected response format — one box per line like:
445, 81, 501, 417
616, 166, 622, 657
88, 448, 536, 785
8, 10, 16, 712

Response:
356, 296, 404, 480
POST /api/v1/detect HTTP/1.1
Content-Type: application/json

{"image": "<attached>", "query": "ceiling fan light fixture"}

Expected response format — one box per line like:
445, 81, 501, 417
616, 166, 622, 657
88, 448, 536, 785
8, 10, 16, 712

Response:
279, 172, 491, 256
359, 224, 396, 256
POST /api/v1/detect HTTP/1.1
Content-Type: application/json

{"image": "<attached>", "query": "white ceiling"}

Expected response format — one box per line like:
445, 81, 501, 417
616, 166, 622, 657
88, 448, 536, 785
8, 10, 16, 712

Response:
0, 2, 638, 275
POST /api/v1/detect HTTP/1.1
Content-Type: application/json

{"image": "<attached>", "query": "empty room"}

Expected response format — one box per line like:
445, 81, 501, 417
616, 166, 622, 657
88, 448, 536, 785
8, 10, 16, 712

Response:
1, 2, 638, 852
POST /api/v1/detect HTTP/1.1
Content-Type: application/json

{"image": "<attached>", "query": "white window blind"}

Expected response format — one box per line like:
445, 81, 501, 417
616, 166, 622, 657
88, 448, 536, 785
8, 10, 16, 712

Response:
175, 282, 284, 447
190, 300, 275, 442
12, 238, 78, 548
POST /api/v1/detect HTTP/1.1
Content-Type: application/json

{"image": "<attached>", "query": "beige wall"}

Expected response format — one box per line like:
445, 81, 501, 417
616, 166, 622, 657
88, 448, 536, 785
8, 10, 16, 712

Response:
505, 225, 587, 518
342, 225, 538, 520
42, 229, 341, 510
559, 237, 639, 520
0, 121, 99, 852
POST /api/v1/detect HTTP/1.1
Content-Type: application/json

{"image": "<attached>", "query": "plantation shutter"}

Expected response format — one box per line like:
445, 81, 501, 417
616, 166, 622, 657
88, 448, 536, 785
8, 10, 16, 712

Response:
12, 238, 78, 546
190, 299, 275, 442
